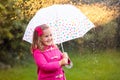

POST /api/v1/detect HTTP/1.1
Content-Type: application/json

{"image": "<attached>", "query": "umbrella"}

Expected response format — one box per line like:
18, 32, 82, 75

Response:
23, 4, 95, 69
23, 4, 95, 47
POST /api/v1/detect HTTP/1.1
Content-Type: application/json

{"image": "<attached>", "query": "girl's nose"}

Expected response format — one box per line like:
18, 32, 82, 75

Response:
48, 36, 52, 40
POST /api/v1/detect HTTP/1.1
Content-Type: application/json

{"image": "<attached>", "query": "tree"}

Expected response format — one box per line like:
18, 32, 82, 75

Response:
115, 1, 120, 49
0, 0, 29, 66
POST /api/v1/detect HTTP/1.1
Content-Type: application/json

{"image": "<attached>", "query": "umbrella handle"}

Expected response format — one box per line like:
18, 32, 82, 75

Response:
65, 59, 73, 69
63, 52, 73, 69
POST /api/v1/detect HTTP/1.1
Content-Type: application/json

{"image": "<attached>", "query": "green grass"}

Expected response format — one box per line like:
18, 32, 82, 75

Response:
0, 50, 120, 80
0, 63, 37, 80
65, 50, 120, 80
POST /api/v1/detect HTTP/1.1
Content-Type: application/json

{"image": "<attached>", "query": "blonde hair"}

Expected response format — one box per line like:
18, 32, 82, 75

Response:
31, 24, 50, 52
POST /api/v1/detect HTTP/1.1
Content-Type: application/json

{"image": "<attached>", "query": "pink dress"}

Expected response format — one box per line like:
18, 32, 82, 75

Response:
32, 46, 66, 80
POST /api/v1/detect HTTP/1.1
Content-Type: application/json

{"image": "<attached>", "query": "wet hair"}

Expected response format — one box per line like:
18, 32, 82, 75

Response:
31, 24, 49, 52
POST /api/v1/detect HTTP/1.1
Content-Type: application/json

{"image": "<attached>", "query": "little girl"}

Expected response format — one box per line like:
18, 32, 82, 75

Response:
31, 24, 69, 80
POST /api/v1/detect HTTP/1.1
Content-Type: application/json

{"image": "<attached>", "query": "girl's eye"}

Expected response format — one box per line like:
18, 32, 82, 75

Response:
45, 35, 49, 37
44, 34, 52, 37
50, 34, 52, 36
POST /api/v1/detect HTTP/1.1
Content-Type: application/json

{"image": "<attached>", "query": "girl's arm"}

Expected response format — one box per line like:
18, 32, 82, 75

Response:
33, 49, 61, 72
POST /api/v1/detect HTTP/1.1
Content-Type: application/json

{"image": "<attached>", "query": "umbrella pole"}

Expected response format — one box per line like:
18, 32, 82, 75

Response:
61, 43, 64, 52
61, 43, 73, 69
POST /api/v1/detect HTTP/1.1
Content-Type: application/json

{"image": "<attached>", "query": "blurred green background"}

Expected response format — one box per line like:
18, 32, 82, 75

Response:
0, 0, 120, 80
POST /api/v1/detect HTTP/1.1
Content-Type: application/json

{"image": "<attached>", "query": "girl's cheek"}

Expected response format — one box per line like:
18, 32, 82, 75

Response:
44, 38, 48, 41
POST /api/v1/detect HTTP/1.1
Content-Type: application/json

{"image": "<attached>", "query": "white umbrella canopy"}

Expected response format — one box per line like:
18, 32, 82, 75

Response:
23, 4, 95, 44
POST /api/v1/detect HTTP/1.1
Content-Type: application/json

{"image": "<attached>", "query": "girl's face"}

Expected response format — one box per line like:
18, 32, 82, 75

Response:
41, 28, 53, 46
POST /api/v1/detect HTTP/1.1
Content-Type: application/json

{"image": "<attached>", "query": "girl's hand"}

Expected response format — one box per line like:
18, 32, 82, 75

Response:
59, 57, 68, 66
59, 52, 70, 66
62, 52, 69, 59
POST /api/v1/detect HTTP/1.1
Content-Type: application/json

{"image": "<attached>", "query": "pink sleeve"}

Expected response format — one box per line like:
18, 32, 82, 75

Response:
33, 50, 61, 72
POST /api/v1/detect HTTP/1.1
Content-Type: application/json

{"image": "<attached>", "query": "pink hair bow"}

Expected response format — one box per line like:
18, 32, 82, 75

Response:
35, 26, 43, 36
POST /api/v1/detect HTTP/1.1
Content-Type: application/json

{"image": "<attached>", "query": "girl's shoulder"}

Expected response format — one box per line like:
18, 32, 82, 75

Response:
43, 45, 59, 52
32, 48, 42, 54
32, 44, 59, 53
